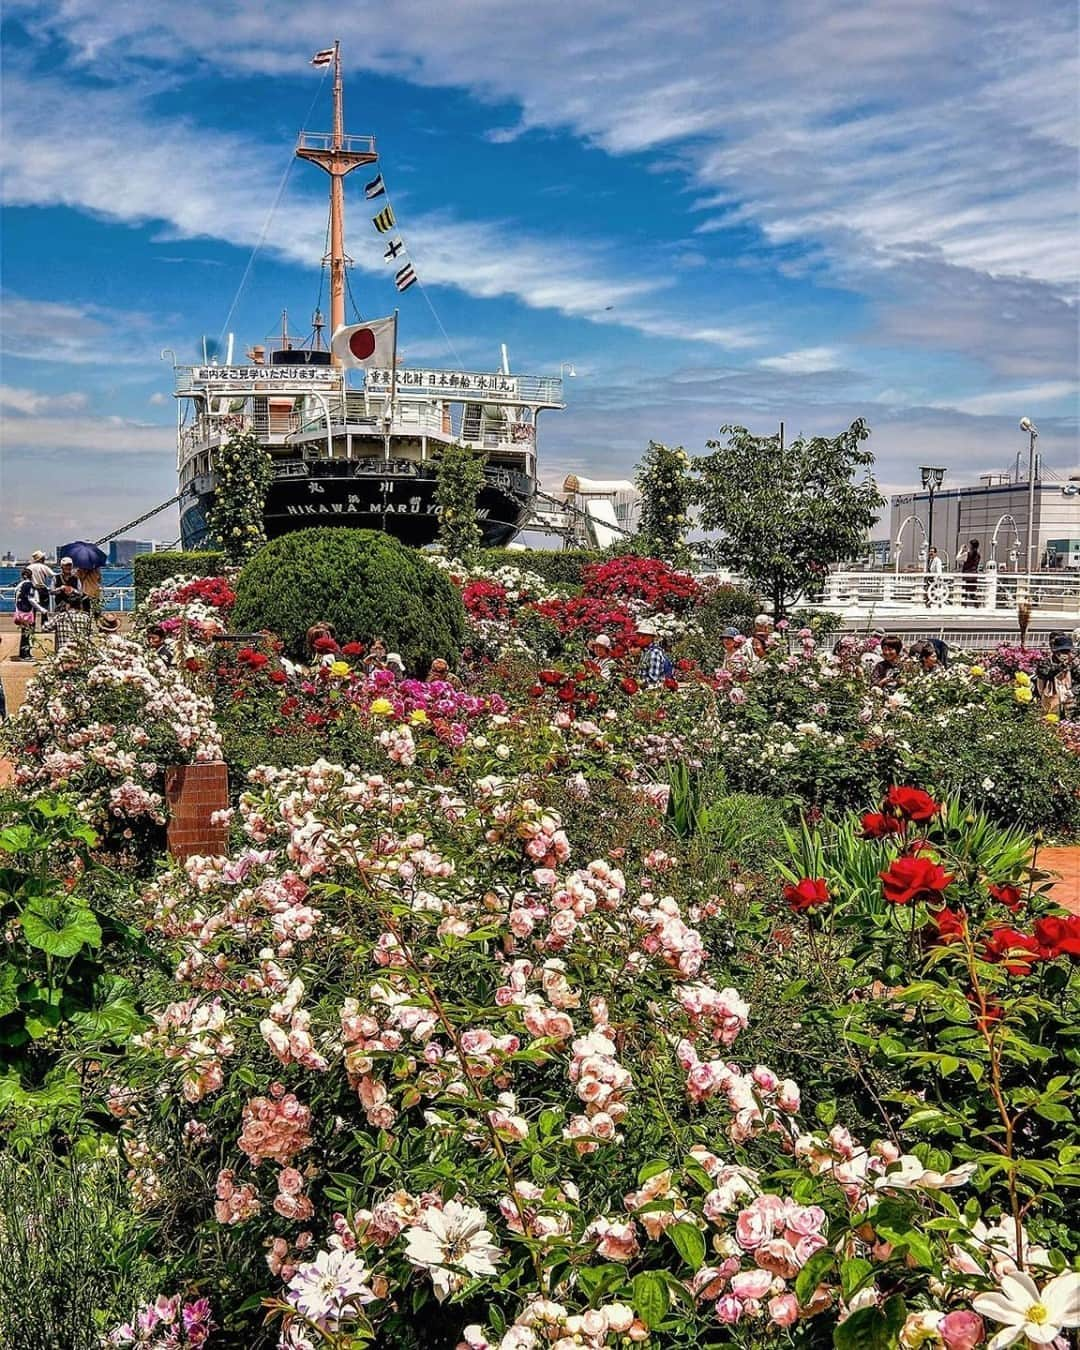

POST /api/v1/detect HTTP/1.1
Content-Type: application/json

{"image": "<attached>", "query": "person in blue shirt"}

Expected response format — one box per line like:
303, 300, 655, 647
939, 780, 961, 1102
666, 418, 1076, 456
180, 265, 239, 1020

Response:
638, 621, 674, 685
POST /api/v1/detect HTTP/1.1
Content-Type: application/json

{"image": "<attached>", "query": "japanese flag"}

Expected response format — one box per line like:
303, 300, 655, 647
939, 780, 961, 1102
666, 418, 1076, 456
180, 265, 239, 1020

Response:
331, 316, 396, 369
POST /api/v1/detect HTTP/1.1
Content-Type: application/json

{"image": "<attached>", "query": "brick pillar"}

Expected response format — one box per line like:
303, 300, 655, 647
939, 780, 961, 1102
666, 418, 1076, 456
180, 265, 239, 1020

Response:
165, 762, 229, 860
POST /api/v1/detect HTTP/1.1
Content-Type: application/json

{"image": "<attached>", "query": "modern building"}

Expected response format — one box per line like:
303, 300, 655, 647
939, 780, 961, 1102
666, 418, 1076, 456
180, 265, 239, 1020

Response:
108, 539, 156, 566
889, 473, 1080, 570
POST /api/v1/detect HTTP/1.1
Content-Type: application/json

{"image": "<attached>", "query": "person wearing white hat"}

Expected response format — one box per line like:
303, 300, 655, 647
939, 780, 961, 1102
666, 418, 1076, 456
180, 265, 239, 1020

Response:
52, 557, 83, 605
638, 620, 673, 685
27, 551, 56, 617
385, 652, 405, 677
753, 613, 774, 638
587, 633, 614, 680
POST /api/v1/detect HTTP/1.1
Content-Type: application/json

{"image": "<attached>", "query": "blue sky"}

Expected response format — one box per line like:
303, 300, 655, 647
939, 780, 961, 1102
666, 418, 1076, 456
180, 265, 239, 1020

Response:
1, 0, 1077, 556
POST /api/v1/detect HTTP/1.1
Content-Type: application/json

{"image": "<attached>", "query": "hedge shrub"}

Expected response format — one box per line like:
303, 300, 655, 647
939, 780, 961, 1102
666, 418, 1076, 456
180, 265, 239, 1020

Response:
132, 551, 223, 603
231, 529, 465, 672
479, 548, 605, 587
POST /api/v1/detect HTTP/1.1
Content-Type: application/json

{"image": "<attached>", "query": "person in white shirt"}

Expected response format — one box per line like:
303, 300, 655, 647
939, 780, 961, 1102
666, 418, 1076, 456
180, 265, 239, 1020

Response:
27, 551, 56, 615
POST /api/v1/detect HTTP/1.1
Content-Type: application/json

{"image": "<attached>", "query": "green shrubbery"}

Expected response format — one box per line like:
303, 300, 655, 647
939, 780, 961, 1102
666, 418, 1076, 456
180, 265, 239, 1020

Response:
132, 550, 223, 602
231, 528, 466, 671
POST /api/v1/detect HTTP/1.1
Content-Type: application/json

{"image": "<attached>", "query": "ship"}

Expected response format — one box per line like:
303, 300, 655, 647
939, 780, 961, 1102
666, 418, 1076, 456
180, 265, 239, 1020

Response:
174, 42, 563, 551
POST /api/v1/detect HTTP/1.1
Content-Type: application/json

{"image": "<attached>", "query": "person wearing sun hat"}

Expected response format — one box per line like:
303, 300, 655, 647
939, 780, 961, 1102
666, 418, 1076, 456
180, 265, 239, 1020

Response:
638, 620, 673, 686
587, 633, 614, 680
1036, 632, 1074, 717
97, 612, 121, 640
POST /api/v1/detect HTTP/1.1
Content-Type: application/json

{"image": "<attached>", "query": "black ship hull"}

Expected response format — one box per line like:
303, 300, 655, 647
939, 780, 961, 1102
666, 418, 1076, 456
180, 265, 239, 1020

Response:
180, 460, 533, 552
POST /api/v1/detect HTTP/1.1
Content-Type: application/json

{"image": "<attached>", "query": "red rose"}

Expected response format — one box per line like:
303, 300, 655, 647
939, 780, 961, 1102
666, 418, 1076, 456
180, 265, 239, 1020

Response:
933, 906, 968, 942
184, 657, 202, 673
663, 677, 679, 691
783, 877, 830, 914
676, 659, 694, 672
557, 683, 577, 703
313, 636, 339, 653
528, 684, 543, 698
982, 926, 1049, 975
988, 882, 1024, 912
879, 855, 954, 904
1033, 914, 1080, 959
885, 786, 941, 823
539, 669, 562, 686
861, 812, 905, 839
341, 642, 365, 656
620, 677, 639, 695
269, 670, 287, 684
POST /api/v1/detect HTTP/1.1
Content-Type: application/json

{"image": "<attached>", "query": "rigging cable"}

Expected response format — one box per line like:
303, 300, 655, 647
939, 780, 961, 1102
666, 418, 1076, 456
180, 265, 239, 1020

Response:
216, 68, 331, 351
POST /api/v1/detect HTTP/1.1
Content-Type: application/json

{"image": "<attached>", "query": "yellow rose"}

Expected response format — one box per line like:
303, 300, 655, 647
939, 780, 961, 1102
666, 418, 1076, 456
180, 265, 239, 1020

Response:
1014, 671, 1031, 686
410, 709, 429, 725
329, 660, 352, 677
370, 697, 394, 715
1014, 686, 1033, 704
968, 665, 985, 678
1044, 712, 1060, 724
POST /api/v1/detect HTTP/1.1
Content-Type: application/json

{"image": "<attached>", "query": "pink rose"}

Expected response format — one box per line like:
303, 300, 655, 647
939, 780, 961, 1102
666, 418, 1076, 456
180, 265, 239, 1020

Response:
730, 1269, 773, 1301
715, 1295, 743, 1324
768, 1293, 800, 1328
940, 1311, 985, 1350
735, 1206, 770, 1250
755, 1239, 800, 1278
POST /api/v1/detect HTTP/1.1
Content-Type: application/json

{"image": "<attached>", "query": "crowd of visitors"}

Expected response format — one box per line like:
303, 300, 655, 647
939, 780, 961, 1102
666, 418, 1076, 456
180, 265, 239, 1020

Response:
11, 551, 112, 660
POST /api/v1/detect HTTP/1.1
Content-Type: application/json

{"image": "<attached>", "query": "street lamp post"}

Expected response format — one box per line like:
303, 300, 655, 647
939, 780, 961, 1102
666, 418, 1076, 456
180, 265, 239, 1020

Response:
1020, 418, 1038, 574
919, 466, 946, 557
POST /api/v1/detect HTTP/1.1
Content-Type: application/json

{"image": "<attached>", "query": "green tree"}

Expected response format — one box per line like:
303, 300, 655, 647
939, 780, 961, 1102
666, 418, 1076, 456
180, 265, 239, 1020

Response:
694, 419, 883, 617
206, 425, 273, 564
434, 441, 486, 561
634, 441, 694, 563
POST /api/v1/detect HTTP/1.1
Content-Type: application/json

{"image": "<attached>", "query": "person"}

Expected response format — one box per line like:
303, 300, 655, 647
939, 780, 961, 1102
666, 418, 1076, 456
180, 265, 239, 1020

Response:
1035, 633, 1074, 717
959, 538, 981, 607
27, 551, 56, 615
146, 623, 174, 664
305, 622, 338, 668
44, 591, 93, 654
588, 633, 614, 679
51, 556, 83, 605
753, 613, 774, 640
749, 633, 768, 662
78, 566, 103, 613
929, 637, 949, 668
870, 635, 904, 689
97, 612, 122, 641
426, 657, 461, 688
719, 627, 741, 670
385, 652, 405, 679
638, 621, 674, 685
13, 567, 47, 660
364, 638, 388, 673
914, 641, 943, 676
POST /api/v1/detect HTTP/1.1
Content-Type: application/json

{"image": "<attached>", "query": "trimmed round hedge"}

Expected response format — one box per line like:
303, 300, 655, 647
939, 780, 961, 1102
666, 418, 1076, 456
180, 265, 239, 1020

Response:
231, 529, 466, 673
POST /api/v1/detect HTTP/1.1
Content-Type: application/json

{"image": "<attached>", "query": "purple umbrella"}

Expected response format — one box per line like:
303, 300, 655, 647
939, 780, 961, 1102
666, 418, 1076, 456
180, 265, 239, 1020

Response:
58, 540, 108, 571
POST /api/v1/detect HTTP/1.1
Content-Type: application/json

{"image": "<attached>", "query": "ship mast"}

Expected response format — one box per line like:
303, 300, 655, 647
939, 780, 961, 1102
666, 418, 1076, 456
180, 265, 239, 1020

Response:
295, 41, 378, 364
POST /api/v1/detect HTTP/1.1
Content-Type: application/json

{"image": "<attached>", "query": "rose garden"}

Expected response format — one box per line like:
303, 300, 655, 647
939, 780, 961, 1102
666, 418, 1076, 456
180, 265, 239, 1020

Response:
1, 436, 1079, 1348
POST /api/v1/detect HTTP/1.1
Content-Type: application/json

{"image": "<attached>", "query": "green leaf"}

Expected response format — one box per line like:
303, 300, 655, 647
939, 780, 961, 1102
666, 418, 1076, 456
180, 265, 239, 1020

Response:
21, 900, 102, 957
637, 1159, 672, 1186
795, 1247, 835, 1305
814, 1099, 838, 1127
631, 1271, 670, 1329
0, 825, 38, 854
840, 1257, 874, 1300
0, 967, 20, 1019
834, 1295, 907, 1350
665, 1221, 706, 1272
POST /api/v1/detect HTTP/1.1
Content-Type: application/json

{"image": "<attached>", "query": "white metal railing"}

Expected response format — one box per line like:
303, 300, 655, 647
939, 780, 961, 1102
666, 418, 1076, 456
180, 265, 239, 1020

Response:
811, 570, 1080, 616
1, 586, 136, 613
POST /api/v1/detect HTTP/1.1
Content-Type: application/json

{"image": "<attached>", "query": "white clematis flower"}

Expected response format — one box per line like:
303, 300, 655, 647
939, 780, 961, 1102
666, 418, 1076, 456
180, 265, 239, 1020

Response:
973, 1269, 1080, 1348
404, 1200, 502, 1301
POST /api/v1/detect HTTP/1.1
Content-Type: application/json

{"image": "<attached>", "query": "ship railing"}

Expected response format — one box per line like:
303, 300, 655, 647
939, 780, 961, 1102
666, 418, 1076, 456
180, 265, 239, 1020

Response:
807, 569, 1080, 617
1, 585, 135, 613
296, 131, 377, 156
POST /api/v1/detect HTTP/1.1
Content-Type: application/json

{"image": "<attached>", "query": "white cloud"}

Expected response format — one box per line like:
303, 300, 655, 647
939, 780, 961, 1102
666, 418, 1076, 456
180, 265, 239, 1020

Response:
0, 385, 88, 415
2, 415, 174, 455
931, 382, 1080, 417
0, 294, 163, 365
0, 69, 757, 350
759, 348, 842, 374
